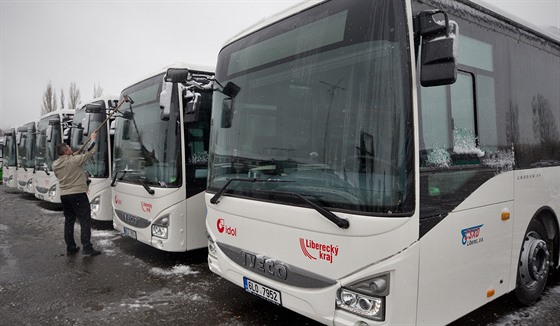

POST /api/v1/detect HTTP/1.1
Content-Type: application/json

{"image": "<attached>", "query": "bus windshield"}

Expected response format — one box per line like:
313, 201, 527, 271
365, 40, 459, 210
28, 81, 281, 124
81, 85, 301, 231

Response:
4, 133, 17, 167
113, 74, 182, 187
17, 128, 35, 169
71, 102, 110, 178
208, 0, 414, 215
36, 116, 62, 171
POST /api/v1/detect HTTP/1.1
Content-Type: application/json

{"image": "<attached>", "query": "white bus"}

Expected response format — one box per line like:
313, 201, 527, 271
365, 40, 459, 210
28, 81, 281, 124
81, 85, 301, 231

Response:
34, 109, 75, 203
112, 63, 214, 252
69, 95, 119, 221
205, 0, 560, 324
2, 127, 18, 188
16, 121, 37, 194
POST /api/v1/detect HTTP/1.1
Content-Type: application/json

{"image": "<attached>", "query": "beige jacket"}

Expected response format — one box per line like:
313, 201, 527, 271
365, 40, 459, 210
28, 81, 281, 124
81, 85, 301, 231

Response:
53, 143, 97, 196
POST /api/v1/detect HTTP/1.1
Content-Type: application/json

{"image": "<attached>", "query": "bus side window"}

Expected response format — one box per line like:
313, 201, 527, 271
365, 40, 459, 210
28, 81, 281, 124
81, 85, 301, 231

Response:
420, 71, 480, 168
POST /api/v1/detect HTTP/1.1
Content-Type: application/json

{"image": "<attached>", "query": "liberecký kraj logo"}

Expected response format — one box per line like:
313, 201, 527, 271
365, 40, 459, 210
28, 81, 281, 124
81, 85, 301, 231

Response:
217, 218, 237, 237
299, 238, 339, 263
461, 224, 484, 246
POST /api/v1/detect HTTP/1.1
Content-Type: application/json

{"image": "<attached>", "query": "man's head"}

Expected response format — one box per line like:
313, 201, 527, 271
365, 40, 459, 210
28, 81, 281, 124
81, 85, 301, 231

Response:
56, 143, 72, 156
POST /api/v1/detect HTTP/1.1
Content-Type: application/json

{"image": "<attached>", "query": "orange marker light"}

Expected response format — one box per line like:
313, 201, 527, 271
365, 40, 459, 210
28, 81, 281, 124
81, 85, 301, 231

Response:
501, 212, 510, 221
487, 289, 495, 297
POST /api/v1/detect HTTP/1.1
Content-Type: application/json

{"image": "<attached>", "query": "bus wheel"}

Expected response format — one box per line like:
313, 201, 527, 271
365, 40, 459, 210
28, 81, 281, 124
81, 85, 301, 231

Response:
515, 218, 550, 305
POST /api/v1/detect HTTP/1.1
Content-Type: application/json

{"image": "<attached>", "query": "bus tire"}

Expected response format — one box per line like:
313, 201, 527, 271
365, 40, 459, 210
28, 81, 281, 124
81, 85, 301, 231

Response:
515, 218, 550, 305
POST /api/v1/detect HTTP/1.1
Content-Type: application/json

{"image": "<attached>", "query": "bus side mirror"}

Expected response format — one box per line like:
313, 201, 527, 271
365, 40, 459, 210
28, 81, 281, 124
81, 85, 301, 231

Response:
221, 98, 233, 128
184, 91, 202, 124
82, 115, 91, 136
159, 81, 173, 121
416, 10, 459, 87
46, 125, 53, 142
47, 119, 60, 143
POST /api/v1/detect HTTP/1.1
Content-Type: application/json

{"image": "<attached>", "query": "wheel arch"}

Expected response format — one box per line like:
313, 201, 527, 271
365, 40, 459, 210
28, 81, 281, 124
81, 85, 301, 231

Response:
533, 206, 559, 269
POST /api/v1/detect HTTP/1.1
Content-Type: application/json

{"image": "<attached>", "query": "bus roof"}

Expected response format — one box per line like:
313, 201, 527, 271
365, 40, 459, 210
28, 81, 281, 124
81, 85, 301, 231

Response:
120, 62, 215, 91
220, 0, 559, 49
468, 0, 560, 44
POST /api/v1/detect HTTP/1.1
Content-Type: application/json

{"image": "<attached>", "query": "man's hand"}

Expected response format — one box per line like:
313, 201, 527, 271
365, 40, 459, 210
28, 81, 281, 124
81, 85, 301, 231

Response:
90, 131, 98, 142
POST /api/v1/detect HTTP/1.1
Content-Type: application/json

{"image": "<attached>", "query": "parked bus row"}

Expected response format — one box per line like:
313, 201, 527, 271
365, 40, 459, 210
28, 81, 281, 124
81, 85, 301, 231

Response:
2, 0, 560, 324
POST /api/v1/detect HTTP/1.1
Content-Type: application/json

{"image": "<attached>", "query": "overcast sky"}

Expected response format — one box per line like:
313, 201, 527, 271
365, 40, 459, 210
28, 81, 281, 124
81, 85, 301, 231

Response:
1, 0, 559, 131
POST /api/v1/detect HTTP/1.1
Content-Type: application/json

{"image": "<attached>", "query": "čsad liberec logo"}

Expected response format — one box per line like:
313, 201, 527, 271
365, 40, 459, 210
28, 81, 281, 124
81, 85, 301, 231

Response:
299, 238, 339, 263
461, 224, 484, 246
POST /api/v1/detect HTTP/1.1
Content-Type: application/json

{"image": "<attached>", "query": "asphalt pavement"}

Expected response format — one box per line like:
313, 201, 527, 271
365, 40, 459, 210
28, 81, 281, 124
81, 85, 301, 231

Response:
1, 185, 560, 325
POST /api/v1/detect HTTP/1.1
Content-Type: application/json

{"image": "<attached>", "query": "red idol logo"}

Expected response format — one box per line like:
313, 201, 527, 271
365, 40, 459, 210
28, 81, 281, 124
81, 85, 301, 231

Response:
217, 218, 237, 237
114, 195, 122, 205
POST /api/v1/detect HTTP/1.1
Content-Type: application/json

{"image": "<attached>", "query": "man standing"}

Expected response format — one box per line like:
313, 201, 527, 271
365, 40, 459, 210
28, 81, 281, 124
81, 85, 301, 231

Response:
53, 131, 101, 256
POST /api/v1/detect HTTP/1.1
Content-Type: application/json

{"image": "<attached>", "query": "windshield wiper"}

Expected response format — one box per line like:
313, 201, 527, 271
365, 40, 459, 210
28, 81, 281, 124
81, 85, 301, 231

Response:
137, 176, 155, 195
210, 178, 293, 204
267, 190, 349, 229
210, 178, 349, 229
111, 168, 137, 186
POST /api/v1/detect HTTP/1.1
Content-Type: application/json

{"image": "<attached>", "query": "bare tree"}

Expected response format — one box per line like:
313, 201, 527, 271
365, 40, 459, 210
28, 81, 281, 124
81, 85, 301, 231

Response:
93, 82, 103, 98
532, 94, 559, 146
41, 81, 58, 115
60, 89, 65, 110
68, 82, 81, 110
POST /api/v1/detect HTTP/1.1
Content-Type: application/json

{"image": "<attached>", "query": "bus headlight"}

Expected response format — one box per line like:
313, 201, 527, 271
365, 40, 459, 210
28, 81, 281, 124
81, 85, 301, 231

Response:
207, 231, 217, 257
90, 196, 100, 212
48, 184, 57, 198
26, 178, 33, 191
8, 175, 14, 186
152, 215, 169, 239
336, 274, 389, 321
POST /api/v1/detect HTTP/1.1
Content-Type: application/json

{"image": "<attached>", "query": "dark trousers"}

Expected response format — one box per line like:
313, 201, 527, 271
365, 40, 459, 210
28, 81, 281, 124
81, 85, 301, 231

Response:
61, 193, 93, 250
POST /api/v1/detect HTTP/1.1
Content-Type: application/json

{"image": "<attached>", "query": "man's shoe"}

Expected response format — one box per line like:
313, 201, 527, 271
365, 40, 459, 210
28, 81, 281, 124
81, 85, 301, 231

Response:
82, 247, 101, 256
67, 246, 80, 255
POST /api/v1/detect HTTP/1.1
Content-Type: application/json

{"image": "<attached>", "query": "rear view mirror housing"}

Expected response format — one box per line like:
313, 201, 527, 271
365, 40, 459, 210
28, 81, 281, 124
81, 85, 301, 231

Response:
184, 91, 202, 124
159, 81, 173, 121
46, 119, 60, 143
164, 68, 190, 83
415, 10, 459, 87
159, 68, 191, 121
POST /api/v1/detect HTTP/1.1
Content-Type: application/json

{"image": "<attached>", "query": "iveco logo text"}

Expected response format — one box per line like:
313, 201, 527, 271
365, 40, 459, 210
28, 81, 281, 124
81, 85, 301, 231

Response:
242, 251, 288, 280
217, 218, 237, 236
122, 213, 138, 226
300, 238, 339, 264
461, 224, 484, 246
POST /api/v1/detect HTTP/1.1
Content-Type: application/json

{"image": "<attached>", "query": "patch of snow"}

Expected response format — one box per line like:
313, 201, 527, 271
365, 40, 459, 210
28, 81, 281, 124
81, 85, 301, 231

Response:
150, 265, 199, 277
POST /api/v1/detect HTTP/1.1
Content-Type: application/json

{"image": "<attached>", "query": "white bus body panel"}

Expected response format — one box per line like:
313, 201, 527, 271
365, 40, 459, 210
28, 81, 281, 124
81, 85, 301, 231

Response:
34, 171, 60, 203
3, 166, 17, 188
206, 193, 420, 325
112, 183, 207, 252
16, 169, 35, 194
417, 172, 514, 325
87, 177, 113, 221
511, 167, 560, 288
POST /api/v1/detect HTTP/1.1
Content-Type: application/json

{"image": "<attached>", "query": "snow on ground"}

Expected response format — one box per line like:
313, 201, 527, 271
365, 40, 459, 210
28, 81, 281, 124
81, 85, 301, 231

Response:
150, 265, 199, 277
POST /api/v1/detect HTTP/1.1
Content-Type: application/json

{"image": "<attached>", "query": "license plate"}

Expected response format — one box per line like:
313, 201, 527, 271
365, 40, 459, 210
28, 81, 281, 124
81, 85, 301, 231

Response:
123, 227, 137, 239
18, 186, 24, 191
37, 194, 44, 200
243, 277, 282, 305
